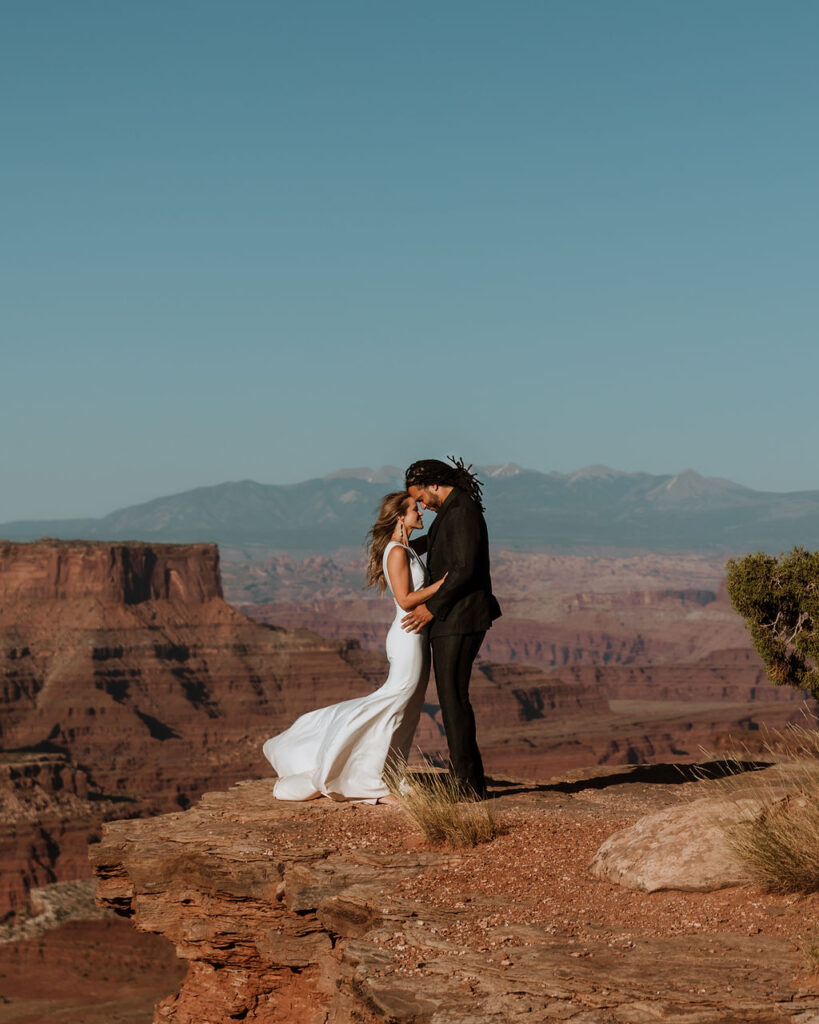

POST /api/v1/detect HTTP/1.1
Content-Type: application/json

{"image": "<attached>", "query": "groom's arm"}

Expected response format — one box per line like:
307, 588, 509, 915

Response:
423, 507, 481, 621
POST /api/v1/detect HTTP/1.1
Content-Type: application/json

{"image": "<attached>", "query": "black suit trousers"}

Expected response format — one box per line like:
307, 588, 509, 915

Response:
431, 631, 486, 797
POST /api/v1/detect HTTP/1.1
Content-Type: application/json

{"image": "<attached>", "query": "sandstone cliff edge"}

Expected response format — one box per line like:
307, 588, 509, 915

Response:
92, 769, 819, 1024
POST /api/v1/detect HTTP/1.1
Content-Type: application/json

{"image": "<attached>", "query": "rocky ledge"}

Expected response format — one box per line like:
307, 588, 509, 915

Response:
0, 539, 223, 604
92, 766, 819, 1024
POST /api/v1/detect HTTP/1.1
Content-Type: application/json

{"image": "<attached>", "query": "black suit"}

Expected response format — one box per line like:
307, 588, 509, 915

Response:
423, 487, 501, 796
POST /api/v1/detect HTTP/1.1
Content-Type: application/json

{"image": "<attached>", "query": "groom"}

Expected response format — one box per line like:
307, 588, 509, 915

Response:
401, 458, 501, 799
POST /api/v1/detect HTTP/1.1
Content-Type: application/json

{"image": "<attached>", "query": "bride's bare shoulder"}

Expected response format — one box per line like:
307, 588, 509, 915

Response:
386, 543, 411, 574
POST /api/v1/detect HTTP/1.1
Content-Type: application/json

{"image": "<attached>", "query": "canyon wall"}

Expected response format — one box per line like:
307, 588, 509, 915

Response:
0, 750, 130, 918
0, 539, 223, 605
1, 541, 811, 922
0, 540, 382, 917
226, 550, 752, 671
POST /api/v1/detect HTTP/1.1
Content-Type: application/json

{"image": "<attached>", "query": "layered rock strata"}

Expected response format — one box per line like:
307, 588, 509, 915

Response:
0, 539, 223, 604
0, 541, 382, 805
341, 647, 810, 780
0, 750, 130, 918
93, 771, 819, 1024
224, 549, 751, 670
0, 541, 393, 913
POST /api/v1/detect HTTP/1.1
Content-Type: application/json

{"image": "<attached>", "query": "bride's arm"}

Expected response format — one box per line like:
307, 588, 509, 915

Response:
386, 546, 446, 612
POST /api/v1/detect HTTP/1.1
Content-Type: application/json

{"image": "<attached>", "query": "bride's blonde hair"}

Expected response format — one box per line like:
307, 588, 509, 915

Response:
365, 491, 411, 592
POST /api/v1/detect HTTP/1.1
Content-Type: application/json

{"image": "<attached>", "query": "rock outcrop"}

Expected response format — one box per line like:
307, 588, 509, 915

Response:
0, 750, 130, 918
92, 768, 819, 1023
589, 796, 755, 893
0, 539, 223, 604
0, 541, 395, 913
0, 542, 384, 803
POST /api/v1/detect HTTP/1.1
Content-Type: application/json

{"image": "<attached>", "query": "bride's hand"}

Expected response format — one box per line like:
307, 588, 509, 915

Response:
431, 572, 448, 592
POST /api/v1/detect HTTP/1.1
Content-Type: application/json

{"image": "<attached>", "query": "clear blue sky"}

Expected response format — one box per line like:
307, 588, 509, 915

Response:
2, 1, 817, 521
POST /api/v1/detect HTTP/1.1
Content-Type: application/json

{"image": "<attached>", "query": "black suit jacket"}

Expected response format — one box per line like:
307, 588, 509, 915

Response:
424, 487, 502, 638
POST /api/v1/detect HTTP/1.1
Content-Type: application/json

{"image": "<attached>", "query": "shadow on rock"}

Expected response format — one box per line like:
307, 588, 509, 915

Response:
486, 758, 774, 798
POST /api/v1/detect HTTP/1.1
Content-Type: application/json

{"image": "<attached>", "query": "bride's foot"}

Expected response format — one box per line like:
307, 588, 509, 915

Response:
376, 794, 399, 805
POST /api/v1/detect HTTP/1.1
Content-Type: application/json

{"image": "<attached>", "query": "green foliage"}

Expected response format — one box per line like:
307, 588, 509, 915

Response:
726, 547, 819, 697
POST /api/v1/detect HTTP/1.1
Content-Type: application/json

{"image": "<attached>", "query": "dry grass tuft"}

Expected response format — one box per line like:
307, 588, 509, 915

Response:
712, 717, 819, 893
384, 758, 501, 848
755, 720, 819, 762
727, 792, 819, 893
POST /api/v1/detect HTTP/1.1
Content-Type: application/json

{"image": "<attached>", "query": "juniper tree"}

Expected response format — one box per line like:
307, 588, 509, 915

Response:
726, 547, 819, 698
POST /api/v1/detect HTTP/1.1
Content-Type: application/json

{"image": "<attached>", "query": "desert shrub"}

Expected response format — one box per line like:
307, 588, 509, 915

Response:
727, 793, 819, 893
726, 547, 819, 697
384, 759, 500, 848
719, 721, 819, 893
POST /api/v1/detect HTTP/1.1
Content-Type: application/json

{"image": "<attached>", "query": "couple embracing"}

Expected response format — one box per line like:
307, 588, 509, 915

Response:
263, 458, 502, 803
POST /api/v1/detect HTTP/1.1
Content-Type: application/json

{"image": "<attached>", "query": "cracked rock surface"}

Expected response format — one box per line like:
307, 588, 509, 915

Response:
91, 765, 819, 1023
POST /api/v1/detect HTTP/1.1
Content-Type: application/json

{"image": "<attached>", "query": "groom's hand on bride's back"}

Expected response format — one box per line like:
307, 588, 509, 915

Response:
402, 604, 433, 633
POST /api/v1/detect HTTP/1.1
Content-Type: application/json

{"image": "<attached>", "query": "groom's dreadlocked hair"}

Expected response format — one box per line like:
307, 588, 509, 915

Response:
404, 456, 485, 512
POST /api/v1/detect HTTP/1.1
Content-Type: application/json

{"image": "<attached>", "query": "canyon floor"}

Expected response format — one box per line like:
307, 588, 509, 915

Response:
0, 917, 184, 1024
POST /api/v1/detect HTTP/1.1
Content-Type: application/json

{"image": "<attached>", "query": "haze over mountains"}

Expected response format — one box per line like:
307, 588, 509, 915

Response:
2, 464, 818, 555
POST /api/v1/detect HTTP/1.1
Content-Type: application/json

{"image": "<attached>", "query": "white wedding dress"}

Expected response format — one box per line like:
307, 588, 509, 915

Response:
262, 542, 430, 802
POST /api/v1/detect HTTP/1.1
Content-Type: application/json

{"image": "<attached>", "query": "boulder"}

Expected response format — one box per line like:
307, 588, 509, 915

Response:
589, 796, 759, 892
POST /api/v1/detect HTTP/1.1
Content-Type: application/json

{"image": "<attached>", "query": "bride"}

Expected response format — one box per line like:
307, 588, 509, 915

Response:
262, 491, 446, 803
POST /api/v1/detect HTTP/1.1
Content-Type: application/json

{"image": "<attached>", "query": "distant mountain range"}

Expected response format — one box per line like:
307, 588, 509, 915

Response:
2, 465, 818, 556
